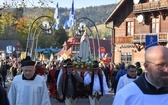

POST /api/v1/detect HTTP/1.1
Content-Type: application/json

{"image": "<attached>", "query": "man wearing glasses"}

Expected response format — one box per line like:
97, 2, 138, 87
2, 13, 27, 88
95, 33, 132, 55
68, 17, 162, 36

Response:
113, 46, 168, 105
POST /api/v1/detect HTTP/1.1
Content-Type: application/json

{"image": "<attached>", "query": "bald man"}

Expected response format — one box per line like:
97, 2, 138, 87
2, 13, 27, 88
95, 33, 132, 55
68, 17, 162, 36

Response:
113, 46, 168, 105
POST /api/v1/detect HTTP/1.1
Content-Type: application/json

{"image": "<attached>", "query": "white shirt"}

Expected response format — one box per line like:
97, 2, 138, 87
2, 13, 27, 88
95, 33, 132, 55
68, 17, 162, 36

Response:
84, 71, 109, 94
8, 75, 51, 105
56, 68, 63, 88
116, 74, 139, 92
113, 82, 168, 105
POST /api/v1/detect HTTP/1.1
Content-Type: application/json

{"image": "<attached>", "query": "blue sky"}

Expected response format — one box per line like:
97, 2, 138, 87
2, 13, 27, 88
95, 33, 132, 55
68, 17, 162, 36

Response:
0, 0, 119, 9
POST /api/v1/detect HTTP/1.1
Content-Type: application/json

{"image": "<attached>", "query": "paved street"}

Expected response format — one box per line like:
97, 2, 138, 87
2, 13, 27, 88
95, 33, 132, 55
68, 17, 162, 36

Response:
50, 92, 114, 105
6, 80, 114, 105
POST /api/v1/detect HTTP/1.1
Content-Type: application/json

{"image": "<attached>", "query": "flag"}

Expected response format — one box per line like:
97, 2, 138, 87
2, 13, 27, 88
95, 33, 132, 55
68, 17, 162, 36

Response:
50, 53, 54, 61
67, 0, 76, 29
21, 52, 26, 60
63, 17, 69, 29
54, 3, 59, 30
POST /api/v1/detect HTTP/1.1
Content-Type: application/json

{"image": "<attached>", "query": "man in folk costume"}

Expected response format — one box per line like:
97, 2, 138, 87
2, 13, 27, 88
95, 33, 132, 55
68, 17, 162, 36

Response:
84, 61, 109, 105
8, 60, 51, 105
56, 59, 71, 102
58, 62, 83, 105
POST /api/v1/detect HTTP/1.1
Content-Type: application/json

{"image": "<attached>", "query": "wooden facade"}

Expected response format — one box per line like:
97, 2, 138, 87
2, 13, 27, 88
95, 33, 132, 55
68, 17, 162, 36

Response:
105, 0, 168, 65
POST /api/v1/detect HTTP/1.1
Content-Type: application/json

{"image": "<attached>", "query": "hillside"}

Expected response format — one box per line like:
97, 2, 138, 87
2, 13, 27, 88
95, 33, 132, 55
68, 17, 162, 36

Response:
24, 4, 117, 27
91, 24, 111, 39
75, 4, 117, 26
21, 4, 117, 39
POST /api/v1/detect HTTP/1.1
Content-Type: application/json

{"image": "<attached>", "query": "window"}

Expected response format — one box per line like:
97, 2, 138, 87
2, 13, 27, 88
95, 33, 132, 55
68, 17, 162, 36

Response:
72, 45, 80, 54
121, 52, 132, 64
72, 45, 75, 51
151, 18, 159, 33
72, 45, 80, 51
126, 22, 134, 36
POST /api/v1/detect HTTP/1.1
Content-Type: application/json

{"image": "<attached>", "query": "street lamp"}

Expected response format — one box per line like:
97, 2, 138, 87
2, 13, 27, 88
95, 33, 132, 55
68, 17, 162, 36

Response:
74, 22, 86, 36
33, 20, 51, 60
26, 16, 54, 57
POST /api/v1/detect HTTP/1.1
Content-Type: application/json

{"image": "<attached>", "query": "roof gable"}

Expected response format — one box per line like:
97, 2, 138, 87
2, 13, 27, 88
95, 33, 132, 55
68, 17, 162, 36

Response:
0, 40, 21, 50
105, 0, 131, 24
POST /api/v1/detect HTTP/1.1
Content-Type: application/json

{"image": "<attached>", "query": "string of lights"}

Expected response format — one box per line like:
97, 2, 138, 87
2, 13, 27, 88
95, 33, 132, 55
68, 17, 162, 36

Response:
0, 0, 56, 9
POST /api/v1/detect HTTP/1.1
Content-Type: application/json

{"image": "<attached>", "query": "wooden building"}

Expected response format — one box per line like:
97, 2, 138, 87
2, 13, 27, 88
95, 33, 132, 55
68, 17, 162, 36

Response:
105, 0, 168, 65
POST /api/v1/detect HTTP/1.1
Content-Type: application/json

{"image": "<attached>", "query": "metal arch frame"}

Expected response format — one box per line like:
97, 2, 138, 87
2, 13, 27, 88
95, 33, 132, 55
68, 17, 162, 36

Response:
74, 17, 101, 60
34, 29, 42, 60
30, 23, 42, 59
26, 15, 54, 57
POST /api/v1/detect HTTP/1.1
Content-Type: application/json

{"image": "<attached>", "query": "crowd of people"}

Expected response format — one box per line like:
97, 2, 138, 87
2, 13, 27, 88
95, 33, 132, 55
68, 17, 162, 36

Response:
0, 55, 112, 105
0, 45, 168, 105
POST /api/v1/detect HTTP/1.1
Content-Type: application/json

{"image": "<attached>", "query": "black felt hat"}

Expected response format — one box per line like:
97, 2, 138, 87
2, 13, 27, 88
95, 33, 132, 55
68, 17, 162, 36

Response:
62, 59, 72, 67
64, 62, 74, 68
21, 60, 35, 67
92, 60, 100, 70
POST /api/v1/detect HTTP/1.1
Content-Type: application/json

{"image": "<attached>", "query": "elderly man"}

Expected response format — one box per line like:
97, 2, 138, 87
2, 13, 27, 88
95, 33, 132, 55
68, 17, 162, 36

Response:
8, 60, 51, 105
113, 46, 168, 105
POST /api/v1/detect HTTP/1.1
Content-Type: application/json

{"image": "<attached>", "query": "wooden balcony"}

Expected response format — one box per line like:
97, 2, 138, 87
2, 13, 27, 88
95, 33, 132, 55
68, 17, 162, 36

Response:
134, 1, 168, 14
115, 37, 132, 43
132, 32, 168, 43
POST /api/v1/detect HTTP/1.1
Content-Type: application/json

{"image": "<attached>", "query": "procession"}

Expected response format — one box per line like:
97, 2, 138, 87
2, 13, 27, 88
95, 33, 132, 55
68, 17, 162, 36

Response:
0, 56, 114, 105
1, 0, 168, 105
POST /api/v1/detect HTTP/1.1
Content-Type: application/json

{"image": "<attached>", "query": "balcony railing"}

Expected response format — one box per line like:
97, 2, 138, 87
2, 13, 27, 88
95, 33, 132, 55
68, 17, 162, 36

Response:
134, 1, 168, 13
133, 32, 168, 43
115, 37, 132, 43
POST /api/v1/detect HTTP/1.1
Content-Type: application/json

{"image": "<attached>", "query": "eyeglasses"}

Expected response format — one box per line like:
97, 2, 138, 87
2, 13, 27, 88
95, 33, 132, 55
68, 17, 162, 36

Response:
146, 61, 168, 69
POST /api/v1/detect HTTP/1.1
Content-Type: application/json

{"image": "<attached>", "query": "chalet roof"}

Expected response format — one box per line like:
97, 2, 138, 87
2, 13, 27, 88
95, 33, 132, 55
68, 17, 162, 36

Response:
0, 40, 22, 51
104, 0, 126, 24
63, 37, 80, 46
55, 48, 71, 56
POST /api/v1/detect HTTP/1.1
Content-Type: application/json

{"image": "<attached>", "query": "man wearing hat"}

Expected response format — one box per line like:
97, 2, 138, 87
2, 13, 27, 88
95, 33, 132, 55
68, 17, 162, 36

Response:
57, 62, 83, 105
56, 58, 72, 88
84, 60, 109, 105
8, 60, 51, 105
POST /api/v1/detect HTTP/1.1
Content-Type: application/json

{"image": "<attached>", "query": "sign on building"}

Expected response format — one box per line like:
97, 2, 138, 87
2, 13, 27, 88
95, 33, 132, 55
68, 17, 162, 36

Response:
6, 45, 13, 53
145, 35, 158, 50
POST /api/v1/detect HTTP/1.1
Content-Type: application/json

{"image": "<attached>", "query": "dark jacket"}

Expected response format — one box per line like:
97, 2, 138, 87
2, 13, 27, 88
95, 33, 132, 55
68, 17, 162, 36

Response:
1, 65, 7, 76
0, 86, 10, 105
